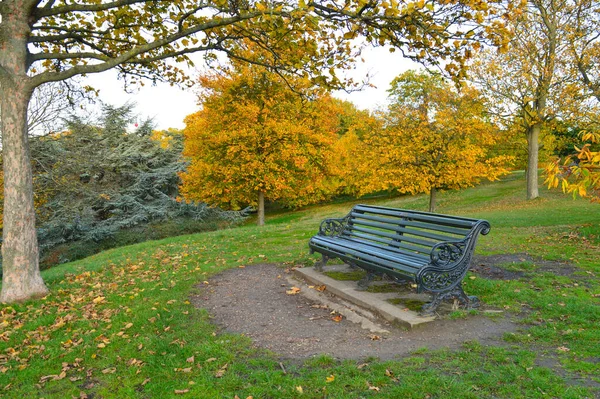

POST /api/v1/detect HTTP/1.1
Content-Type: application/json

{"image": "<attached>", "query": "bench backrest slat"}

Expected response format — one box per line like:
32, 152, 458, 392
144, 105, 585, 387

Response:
351, 212, 469, 236
353, 205, 477, 229
348, 218, 461, 242
338, 205, 482, 258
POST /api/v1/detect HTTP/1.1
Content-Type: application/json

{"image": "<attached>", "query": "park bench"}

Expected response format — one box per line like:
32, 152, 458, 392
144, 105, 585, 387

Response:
308, 204, 490, 315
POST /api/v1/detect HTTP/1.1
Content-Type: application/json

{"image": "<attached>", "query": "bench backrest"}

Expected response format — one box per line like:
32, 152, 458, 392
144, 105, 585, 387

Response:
342, 205, 484, 259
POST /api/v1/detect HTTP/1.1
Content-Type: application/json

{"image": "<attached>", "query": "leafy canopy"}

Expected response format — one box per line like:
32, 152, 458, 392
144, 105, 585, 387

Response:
355, 70, 513, 209
180, 57, 340, 212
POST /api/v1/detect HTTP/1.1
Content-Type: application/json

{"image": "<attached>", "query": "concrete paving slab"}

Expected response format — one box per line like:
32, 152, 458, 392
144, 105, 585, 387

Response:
293, 266, 436, 329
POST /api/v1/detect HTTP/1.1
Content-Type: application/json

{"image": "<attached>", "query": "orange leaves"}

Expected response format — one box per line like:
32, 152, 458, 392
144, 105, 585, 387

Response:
544, 131, 600, 202
180, 59, 339, 214
357, 70, 513, 208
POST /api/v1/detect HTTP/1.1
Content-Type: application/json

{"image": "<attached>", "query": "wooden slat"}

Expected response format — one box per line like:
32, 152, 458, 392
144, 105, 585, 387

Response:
350, 212, 470, 236
353, 205, 477, 229
350, 225, 439, 249
341, 236, 429, 262
310, 237, 422, 274
344, 231, 434, 255
348, 219, 457, 242
313, 236, 426, 268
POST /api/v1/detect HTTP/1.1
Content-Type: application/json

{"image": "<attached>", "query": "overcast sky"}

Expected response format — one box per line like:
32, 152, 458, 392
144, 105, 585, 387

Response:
83, 46, 418, 130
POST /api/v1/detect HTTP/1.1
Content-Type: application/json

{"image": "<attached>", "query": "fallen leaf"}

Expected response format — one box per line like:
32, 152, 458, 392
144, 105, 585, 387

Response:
101, 367, 116, 374
557, 346, 570, 352
124, 323, 133, 329
286, 287, 301, 295
368, 385, 380, 391
205, 357, 217, 363
141, 378, 151, 386
92, 296, 105, 304
186, 356, 195, 363
326, 375, 335, 383
296, 386, 304, 394
357, 363, 369, 369
331, 314, 343, 322
215, 364, 228, 378
315, 285, 326, 292
369, 334, 380, 341
174, 389, 189, 394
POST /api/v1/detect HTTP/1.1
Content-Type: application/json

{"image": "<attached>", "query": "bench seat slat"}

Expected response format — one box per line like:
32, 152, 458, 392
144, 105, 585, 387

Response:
310, 236, 424, 271
312, 236, 427, 267
340, 236, 430, 262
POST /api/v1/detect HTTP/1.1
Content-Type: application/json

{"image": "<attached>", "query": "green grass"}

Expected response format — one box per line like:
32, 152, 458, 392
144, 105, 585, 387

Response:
1, 173, 600, 398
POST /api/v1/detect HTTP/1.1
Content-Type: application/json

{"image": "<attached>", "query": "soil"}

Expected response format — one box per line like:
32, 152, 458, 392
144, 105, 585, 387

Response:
192, 263, 520, 360
472, 253, 577, 279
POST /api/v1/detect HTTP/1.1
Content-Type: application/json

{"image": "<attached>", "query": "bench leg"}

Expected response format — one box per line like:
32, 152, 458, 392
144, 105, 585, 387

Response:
420, 284, 480, 316
315, 254, 329, 272
356, 271, 375, 291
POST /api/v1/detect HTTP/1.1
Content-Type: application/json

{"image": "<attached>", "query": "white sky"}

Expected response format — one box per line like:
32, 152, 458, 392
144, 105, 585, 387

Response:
83, 46, 418, 130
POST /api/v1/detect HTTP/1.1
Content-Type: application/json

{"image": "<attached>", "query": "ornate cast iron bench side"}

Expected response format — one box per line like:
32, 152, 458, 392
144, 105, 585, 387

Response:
308, 205, 490, 316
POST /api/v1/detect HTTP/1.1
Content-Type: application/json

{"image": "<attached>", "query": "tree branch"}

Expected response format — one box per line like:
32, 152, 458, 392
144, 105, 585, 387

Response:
28, 10, 265, 88
34, 0, 151, 19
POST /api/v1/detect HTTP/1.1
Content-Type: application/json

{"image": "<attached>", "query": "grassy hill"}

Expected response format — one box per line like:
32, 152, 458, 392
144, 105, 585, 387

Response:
1, 172, 599, 398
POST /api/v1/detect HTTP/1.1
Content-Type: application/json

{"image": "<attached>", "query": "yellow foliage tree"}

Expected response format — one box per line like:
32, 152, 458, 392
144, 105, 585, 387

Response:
363, 70, 513, 212
180, 64, 340, 225
546, 131, 600, 202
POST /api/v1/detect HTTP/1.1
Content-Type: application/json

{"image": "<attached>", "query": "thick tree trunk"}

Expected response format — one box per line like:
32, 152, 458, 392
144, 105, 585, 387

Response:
0, 2, 48, 303
257, 191, 265, 226
526, 125, 540, 200
428, 187, 437, 213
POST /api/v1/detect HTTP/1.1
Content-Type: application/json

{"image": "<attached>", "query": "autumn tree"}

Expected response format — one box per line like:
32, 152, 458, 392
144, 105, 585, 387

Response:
180, 63, 340, 225
364, 70, 512, 212
566, 0, 600, 102
0, 0, 509, 302
470, 0, 599, 200
545, 130, 600, 202
328, 100, 383, 196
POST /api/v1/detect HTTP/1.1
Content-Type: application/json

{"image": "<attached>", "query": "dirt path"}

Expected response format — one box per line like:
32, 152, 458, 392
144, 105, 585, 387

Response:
192, 263, 519, 360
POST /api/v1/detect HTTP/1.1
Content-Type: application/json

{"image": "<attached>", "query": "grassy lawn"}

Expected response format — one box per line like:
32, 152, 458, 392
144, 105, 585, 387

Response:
1, 172, 599, 398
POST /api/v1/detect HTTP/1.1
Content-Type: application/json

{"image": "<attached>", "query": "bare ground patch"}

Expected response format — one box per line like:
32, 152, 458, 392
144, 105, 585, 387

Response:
192, 263, 519, 360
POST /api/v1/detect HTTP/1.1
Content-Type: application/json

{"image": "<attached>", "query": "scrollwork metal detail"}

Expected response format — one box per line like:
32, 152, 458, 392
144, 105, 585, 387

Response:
430, 241, 467, 267
318, 216, 348, 237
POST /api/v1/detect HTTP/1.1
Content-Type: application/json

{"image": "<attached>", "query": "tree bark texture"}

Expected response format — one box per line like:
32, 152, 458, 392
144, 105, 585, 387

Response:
428, 187, 437, 213
0, 2, 49, 302
526, 126, 540, 200
257, 191, 265, 226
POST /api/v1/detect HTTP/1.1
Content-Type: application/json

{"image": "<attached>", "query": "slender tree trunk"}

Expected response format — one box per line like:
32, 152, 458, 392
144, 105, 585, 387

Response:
428, 187, 437, 213
526, 126, 540, 200
257, 191, 265, 226
0, 2, 48, 303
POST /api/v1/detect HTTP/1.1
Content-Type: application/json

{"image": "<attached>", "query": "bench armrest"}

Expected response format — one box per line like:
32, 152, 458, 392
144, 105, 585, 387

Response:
430, 239, 469, 267
318, 217, 348, 237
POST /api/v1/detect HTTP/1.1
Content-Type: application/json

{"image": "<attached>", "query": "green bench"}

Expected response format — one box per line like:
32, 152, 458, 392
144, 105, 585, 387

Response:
308, 205, 490, 315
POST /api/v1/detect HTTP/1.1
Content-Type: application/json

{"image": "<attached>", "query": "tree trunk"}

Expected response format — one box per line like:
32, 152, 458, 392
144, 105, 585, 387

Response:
0, 2, 48, 303
257, 191, 265, 226
526, 125, 540, 200
428, 187, 437, 213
